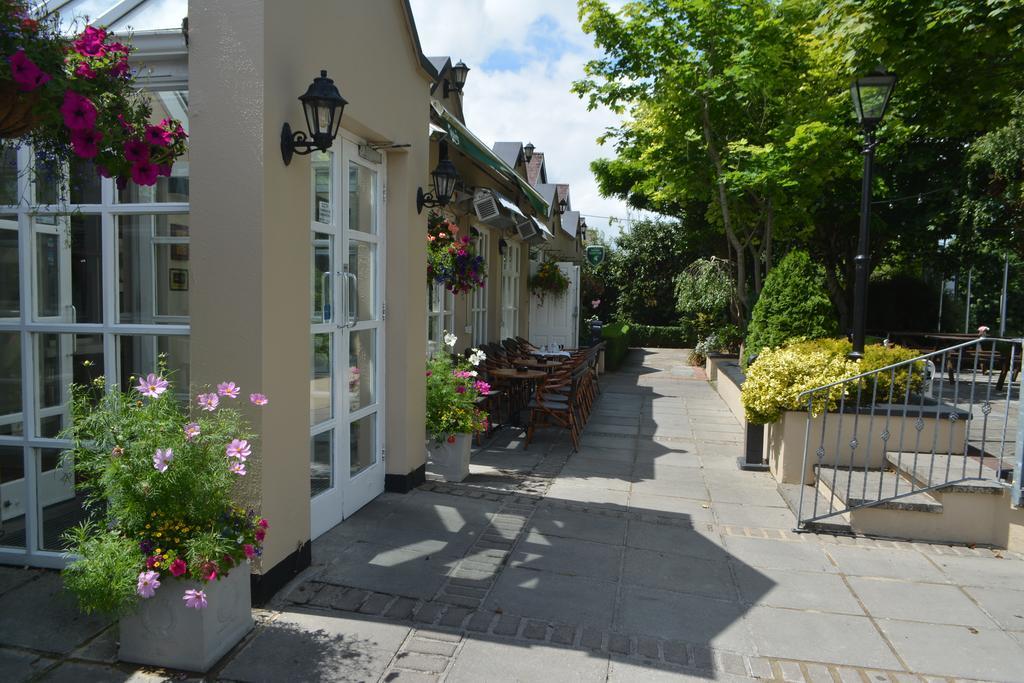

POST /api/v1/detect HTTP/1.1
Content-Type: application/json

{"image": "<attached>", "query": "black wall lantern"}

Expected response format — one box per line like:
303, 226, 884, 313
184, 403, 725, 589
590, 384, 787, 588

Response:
558, 197, 568, 215
498, 238, 508, 256
281, 70, 347, 166
523, 142, 535, 164
417, 141, 459, 214
444, 60, 470, 97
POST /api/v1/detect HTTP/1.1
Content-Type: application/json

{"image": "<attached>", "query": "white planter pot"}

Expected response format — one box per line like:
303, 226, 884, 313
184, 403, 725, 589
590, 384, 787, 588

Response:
119, 562, 253, 672
427, 433, 472, 482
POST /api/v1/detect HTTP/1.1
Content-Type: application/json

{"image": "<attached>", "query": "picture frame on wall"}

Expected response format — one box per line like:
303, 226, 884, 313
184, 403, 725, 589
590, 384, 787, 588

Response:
170, 223, 189, 261
169, 268, 188, 291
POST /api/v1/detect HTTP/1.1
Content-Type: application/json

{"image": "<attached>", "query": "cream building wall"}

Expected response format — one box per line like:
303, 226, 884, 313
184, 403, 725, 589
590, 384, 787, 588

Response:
188, 0, 431, 586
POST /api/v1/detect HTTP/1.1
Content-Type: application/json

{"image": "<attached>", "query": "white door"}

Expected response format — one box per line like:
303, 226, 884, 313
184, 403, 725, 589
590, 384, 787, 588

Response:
528, 262, 579, 348
310, 139, 386, 540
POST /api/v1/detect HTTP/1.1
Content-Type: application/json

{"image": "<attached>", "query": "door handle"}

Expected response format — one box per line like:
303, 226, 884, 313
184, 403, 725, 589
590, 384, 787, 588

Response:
336, 270, 349, 329
345, 271, 359, 327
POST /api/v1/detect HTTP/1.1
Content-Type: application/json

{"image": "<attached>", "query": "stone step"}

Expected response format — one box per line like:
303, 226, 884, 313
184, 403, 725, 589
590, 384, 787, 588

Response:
776, 482, 853, 534
884, 452, 1008, 495
814, 465, 943, 513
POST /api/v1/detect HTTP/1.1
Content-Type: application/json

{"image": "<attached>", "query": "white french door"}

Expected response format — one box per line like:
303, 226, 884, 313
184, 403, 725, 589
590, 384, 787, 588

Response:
309, 138, 386, 540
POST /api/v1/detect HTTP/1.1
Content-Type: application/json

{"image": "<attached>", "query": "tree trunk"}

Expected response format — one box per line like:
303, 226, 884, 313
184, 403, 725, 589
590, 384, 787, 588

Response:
749, 241, 762, 296
764, 199, 774, 273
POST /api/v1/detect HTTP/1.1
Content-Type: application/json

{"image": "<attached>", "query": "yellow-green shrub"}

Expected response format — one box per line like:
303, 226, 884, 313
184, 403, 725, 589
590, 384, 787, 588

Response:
741, 339, 925, 425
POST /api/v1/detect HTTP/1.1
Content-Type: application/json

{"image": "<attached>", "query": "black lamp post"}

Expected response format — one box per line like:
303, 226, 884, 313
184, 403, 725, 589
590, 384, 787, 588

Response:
848, 69, 896, 360
417, 141, 460, 214
281, 70, 347, 165
444, 60, 470, 96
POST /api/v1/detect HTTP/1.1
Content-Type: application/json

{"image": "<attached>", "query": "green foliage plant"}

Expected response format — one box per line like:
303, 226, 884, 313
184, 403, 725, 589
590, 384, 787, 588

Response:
744, 250, 838, 364
675, 258, 734, 319
60, 366, 269, 617
529, 259, 570, 305
426, 333, 489, 444
601, 321, 631, 370
741, 338, 924, 425
627, 323, 695, 349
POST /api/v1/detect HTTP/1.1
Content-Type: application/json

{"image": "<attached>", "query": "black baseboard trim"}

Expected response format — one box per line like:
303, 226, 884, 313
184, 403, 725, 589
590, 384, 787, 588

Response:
250, 541, 311, 607
385, 464, 426, 493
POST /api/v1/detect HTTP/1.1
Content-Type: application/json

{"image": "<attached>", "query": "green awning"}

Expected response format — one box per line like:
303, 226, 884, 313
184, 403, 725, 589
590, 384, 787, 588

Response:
430, 100, 550, 216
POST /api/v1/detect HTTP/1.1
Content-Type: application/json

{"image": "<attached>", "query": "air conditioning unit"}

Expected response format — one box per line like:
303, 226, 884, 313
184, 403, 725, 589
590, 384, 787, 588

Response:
472, 188, 521, 230
517, 216, 552, 246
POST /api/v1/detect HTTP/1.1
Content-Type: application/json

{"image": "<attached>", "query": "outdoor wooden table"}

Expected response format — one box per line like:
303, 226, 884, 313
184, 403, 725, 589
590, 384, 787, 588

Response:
518, 359, 564, 371
489, 368, 547, 426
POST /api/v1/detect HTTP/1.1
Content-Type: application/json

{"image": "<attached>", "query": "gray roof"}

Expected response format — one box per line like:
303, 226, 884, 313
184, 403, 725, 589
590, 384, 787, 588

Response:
561, 210, 580, 239
428, 56, 451, 75
534, 183, 558, 214
492, 142, 522, 170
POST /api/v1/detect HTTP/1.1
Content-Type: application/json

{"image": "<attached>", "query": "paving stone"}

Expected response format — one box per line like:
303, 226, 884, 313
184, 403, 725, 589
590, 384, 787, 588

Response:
550, 624, 576, 645
413, 603, 446, 624
286, 582, 321, 605
439, 607, 471, 627
307, 583, 346, 608
0, 573, 110, 654
436, 593, 480, 609
447, 638, 610, 683
746, 607, 900, 669
358, 592, 393, 615
747, 656, 773, 679
580, 626, 604, 650
0, 647, 50, 682
663, 640, 689, 665
719, 652, 747, 676
876, 619, 1024, 682
778, 660, 805, 682
385, 597, 418, 620
413, 629, 463, 643
442, 584, 488, 598
804, 662, 835, 683
492, 614, 521, 636
394, 652, 449, 673
382, 669, 439, 683
608, 633, 632, 654
689, 644, 713, 671
334, 588, 370, 611
836, 665, 866, 683
464, 612, 494, 633
484, 567, 617, 630
637, 636, 660, 659
406, 638, 457, 657
522, 619, 548, 640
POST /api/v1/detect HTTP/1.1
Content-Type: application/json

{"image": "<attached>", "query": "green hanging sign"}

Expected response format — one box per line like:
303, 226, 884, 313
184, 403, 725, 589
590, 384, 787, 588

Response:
585, 245, 605, 267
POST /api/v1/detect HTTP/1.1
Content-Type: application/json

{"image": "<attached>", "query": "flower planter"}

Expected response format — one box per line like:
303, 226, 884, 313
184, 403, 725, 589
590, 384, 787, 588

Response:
0, 80, 40, 139
427, 433, 472, 482
119, 562, 253, 672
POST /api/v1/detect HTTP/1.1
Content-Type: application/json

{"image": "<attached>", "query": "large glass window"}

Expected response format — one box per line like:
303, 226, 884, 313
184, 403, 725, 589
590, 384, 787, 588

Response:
0, 89, 189, 566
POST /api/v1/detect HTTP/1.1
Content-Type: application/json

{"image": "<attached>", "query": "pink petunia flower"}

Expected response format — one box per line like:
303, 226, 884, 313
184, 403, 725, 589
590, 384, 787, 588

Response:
136, 373, 168, 398
249, 393, 268, 406
157, 164, 173, 177
217, 381, 240, 398
169, 558, 187, 577
201, 562, 218, 581
183, 589, 208, 609
143, 125, 172, 147
474, 380, 491, 393
254, 528, 266, 542
226, 439, 252, 461
243, 544, 256, 559
136, 570, 160, 598
123, 139, 150, 163
8, 50, 50, 91
73, 25, 108, 57
60, 91, 98, 131
74, 62, 97, 79
153, 448, 174, 472
197, 393, 219, 411
116, 113, 133, 132
111, 58, 131, 78
131, 160, 159, 186
184, 422, 201, 440
70, 128, 103, 158
258, 518, 269, 529
230, 460, 247, 476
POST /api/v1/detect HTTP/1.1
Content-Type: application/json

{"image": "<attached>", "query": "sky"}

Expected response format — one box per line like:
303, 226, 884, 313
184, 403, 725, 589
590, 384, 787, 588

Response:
408, 0, 650, 239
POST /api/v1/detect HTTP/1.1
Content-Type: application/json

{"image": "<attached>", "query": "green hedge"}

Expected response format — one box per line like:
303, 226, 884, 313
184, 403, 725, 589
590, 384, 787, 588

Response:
628, 323, 696, 349
601, 322, 631, 370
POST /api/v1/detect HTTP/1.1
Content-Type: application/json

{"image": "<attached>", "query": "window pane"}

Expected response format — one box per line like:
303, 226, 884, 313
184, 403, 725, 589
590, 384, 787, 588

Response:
311, 333, 332, 426
310, 430, 332, 498
348, 240, 376, 321
118, 215, 190, 323
71, 215, 103, 323
118, 90, 189, 203
312, 152, 332, 225
38, 448, 84, 551
69, 158, 101, 204
350, 412, 376, 477
311, 232, 333, 324
0, 333, 22, 437
35, 231, 60, 318
34, 216, 103, 323
116, 335, 189, 396
348, 162, 376, 234
0, 217, 18, 318
0, 445, 26, 549
36, 333, 105, 438
0, 147, 17, 205
348, 329, 375, 413
34, 157, 60, 205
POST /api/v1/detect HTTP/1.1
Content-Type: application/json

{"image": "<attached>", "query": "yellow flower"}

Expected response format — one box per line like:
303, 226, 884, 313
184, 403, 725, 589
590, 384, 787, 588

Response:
151, 512, 157, 517
153, 562, 161, 568
144, 524, 150, 529
155, 548, 162, 554
154, 532, 162, 537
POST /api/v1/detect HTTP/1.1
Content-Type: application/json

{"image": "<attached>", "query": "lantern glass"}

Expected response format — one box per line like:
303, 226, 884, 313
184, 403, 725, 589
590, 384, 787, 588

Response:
450, 61, 470, 91
851, 72, 896, 128
299, 70, 347, 147
432, 158, 458, 204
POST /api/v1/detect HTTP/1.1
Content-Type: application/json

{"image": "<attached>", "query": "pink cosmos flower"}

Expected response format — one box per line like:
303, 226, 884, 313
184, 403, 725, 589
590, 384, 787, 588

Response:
169, 558, 187, 577
226, 439, 252, 461
136, 570, 160, 598
243, 544, 256, 559
183, 589, 208, 609
474, 380, 492, 393
230, 460, 247, 476
197, 393, 219, 411
249, 393, 268, 406
136, 373, 168, 398
60, 91, 98, 131
217, 381, 240, 398
123, 139, 150, 163
184, 422, 201, 440
131, 160, 159, 186
70, 128, 103, 158
153, 448, 174, 472
74, 62, 97, 79
8, 50, 50, 91
144, 125, 172, 147
438, 232, 447, 239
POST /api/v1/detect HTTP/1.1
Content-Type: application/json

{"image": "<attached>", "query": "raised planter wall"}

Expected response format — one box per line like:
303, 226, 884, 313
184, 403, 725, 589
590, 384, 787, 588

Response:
706, 355, 743, 425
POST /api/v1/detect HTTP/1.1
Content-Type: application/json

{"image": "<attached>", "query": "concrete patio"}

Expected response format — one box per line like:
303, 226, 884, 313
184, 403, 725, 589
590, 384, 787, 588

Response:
2, 348, 1024, 681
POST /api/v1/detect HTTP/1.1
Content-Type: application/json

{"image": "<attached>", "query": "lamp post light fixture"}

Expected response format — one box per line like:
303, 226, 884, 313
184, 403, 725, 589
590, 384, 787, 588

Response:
417, 141, 460, 214
848, 69, 896, 361
523, 142, 535, 164
558, 197, 568, 215
281, 70, 347, 166
578, 216, 587, 240
444, 60, 470, 96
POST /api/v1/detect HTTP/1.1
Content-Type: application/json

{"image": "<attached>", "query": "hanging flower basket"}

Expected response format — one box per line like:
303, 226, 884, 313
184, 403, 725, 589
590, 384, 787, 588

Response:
1, 2, 187, 186
529, 260, 569, 305
426, 211, 486, 294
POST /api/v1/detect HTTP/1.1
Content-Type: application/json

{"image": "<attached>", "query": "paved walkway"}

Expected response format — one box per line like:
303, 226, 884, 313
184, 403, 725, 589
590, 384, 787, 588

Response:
3, 348, 1024, 681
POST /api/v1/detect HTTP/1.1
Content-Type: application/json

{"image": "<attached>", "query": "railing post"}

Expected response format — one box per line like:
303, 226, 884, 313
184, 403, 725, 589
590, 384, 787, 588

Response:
1013, 369, 1024, 507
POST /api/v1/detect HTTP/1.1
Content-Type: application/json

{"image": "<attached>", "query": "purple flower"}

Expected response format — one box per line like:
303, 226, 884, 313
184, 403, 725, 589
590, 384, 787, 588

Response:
230, 460, 247, 476
183, 589, 207, 609
153, 448, 174, 472
136, 373, 168, 398
70, 128, 103, 159
197, 393, 219, 412
226, 439, 252, 461
60, 91, 98, 131
139, 539, 154, 554
184, 422, 200, 440
217, 381, 240, 398
137, 570, 160, 598
249, 393, 268, 406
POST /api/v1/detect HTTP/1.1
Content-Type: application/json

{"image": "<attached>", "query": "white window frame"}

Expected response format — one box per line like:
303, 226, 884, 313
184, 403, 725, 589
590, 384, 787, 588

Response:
471, 227, 490, 347
426, 283, 454, 355
501, 241, 521, 338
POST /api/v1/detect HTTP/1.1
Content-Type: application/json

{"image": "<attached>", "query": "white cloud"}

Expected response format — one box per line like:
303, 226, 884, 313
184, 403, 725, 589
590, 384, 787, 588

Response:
409, 0, 656, 238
